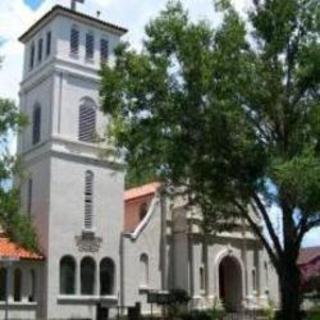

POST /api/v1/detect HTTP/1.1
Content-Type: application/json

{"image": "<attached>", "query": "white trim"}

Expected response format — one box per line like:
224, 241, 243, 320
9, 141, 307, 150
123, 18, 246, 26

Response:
0, 301, 37, 307
214, 248, 246, 304
127, 195, 159, 241
57, 295, 117, 303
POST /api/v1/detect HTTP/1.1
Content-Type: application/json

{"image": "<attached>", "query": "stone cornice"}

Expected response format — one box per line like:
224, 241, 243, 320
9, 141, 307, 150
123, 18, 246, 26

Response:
20, 57, 100, 94
20, 138, 125, 171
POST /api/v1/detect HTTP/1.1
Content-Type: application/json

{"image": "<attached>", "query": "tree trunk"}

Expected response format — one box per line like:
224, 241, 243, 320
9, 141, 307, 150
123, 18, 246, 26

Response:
278, 262, 303, 320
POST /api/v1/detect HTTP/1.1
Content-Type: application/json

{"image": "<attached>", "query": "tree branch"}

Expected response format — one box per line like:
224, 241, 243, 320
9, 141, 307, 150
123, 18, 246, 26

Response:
233, 199, 279, 271
252, 192, 283, 257
305, 217, 320, 233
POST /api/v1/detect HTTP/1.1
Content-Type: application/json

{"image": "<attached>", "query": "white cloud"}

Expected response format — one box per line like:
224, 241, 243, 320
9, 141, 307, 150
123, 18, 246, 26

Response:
303, 227, 320, 248
0, 0, 250, 102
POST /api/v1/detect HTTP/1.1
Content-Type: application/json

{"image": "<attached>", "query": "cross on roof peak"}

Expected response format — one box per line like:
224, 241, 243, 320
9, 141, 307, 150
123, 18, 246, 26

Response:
71, 0, 85, 11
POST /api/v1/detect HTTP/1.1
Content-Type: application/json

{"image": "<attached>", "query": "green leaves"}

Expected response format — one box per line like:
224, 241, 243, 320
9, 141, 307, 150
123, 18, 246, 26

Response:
0, 61, 37, 251
100, 2, 320, 315
100, 0, 320, 245
272, 149, 320, 213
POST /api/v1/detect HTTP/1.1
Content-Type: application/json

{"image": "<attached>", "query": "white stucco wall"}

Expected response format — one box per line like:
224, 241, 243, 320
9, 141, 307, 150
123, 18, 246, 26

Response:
122, 196, 164, 314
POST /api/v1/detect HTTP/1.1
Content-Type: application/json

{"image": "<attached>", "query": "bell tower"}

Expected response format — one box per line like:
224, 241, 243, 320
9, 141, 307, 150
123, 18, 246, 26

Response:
18, 4, 127, 319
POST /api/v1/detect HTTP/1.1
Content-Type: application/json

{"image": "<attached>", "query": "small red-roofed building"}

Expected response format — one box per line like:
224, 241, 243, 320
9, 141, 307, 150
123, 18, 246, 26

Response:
0, 233, 43, 319
298, 246, 320, 287
0, 233, 43, 261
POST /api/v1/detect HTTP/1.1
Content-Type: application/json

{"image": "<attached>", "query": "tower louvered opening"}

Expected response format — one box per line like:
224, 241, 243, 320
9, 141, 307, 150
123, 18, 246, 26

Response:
70, 26, 80, 54
78, 102, 96, 143
84, 170, 94, 230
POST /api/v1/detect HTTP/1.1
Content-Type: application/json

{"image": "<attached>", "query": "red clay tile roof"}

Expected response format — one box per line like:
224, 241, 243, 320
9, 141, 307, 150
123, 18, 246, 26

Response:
298, 246, 320, 265
125, 182, 161, 202
0, 233, 43, 261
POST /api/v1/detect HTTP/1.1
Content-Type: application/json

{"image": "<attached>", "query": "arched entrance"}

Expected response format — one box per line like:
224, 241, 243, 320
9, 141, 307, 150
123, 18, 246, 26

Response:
219, 256, 242, 312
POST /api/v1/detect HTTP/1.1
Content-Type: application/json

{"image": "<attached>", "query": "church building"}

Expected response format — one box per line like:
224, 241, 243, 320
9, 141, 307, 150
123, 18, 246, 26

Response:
0, 2, 279, 319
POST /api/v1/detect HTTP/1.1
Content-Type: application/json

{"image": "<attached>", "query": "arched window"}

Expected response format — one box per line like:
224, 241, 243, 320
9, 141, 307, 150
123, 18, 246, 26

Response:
100, 258, 115, 295
140, 253, 149, 287
29, 270, 36, 302
81, 257, 95, 295
70, 25, 79, 55
78, 98, 97, 142
13, 268, 22, 302
60, 256, 76, 295
0, 268, 7, 301
84, 170, 94, 230
32, 104, 41, 145
139, 203, 148, 221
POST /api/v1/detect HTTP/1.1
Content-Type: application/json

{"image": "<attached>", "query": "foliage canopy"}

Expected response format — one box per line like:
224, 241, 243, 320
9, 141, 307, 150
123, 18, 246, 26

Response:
100, 1, 320, 318
0, 57, 38, 251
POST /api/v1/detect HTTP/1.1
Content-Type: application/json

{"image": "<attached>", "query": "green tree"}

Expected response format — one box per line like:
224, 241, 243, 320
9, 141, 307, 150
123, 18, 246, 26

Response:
100, 1, 320, 319
0, 57, 37, 251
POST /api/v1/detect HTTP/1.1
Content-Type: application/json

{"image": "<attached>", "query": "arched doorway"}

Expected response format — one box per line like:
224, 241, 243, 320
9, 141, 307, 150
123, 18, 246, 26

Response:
219, 256, 242, 312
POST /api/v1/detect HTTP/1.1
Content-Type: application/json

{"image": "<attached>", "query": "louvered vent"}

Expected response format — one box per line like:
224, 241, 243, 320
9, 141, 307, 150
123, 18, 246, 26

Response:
100, 39, 108, 64
46, 31, 51, 57
70, 27, 79, 54
29, 43, 35, 70
32, 105, 41, 145
84, 171, 94, 230
38, 38, 43, 63
79, 104, 96, 142
86, 33, 94, 60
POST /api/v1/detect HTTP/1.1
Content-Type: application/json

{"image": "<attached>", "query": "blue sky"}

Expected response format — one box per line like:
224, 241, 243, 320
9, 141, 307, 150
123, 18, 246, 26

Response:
24, 0, 43, 10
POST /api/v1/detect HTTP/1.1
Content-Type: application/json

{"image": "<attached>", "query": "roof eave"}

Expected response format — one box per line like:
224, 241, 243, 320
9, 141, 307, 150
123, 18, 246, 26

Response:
19, 5, 128, 43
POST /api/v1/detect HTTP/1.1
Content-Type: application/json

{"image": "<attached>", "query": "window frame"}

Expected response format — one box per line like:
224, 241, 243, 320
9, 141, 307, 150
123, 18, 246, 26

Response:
78, 98, 97, 143
13, 268, 22, 302
29, 269, 37, 302
80, 257, 96, 295
100, 38, 108, 64
140, 253, 149, 288
32, 104, 41, 145
46, 31, 52, 57
70, 25, 80, 55
29, 42, 35, 70
60, 256, 76, 295
0, 268, 7, 301
37, 37, 43, 63
100, 258, 115, 296
85, 31, 95, 60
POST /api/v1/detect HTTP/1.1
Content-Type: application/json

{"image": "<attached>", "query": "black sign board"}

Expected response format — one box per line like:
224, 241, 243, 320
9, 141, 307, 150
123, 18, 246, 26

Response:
147, 291, 172, 305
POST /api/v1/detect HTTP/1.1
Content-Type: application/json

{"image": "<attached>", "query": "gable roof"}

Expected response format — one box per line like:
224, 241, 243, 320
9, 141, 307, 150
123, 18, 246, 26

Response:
298, 246, 320, 265
125, 182, 161, 202
19, 5, 127, 43
0, 233, 43, 261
